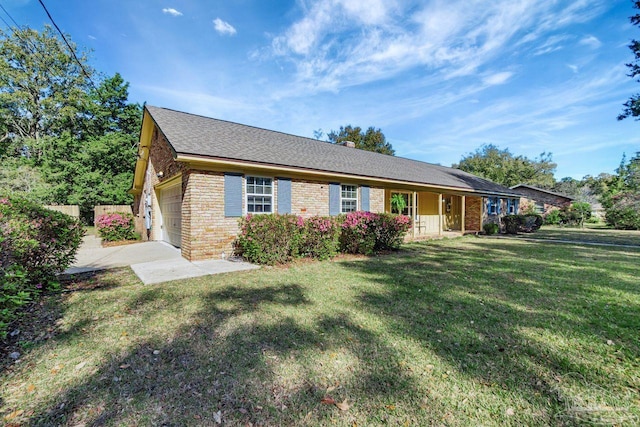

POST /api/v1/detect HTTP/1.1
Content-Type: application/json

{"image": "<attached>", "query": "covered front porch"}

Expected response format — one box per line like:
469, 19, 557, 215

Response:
383, 189, 483, 238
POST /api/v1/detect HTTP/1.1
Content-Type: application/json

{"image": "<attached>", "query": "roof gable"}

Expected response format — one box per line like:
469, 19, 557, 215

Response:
510, 184, 573, 201
142, 105, 519, 197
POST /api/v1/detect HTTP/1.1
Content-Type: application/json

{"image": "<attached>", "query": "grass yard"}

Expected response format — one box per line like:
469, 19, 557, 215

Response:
2, 236, 639, 426
514, 225, 640, 247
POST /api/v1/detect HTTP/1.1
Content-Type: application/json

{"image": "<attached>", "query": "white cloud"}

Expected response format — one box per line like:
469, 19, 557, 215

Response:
266, 0, 606, 95
483, 71, 514, 86
567, 64, 579, 73
213, 18, 237, 36
162, 8, 182, 17
580, 35, 602, 49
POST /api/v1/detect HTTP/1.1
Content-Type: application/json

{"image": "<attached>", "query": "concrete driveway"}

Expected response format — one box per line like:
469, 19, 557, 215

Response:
65, 235, 258, 284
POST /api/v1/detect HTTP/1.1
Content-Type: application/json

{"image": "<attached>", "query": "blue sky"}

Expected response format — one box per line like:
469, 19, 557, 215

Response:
4, 0, 640, 179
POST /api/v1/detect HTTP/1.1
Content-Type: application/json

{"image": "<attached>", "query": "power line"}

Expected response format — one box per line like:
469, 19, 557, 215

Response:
37, 0, 96, 90
0, 2, 20, 28
0, 1, 47, 61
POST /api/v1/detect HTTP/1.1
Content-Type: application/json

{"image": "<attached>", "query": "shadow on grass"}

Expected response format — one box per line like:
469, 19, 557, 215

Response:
346, 238, 640, 425
6, 238, 639, 426
1, 269, 129, 373
21, 281, 421, 426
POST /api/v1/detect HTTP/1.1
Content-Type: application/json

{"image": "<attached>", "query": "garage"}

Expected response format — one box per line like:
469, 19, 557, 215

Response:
159, 182, 182, 248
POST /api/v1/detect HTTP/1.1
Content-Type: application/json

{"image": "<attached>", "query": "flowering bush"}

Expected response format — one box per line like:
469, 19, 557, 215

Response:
0, 196, 84, 338
236, 211, 412, 264
236, 214, 302, 265
340, 211, 412, 254
299, 216, 340, 260
374, 213, 412, 250
339, 211, 379, 255
96, 212, 136, 241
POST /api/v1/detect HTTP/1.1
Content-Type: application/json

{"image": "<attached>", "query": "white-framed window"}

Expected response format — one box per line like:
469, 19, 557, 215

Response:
341, 184, 358, 213
488, 197, 499, 215
246, 176, 273, 213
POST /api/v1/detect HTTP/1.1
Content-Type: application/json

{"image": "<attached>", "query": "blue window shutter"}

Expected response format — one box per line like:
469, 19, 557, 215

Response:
361, 186, 370, 212
277, 178, 291, 214
485, 197, 491, 215
497, 198, 502, 214
329, 182, 340, 216
224, 173, 243, 217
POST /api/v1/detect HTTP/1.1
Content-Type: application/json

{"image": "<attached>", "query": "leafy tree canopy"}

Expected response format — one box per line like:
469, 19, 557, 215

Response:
0, 25, 141, 222
327, 125, 395, 155
619, 1, 640, 120
453, 144, 556, 188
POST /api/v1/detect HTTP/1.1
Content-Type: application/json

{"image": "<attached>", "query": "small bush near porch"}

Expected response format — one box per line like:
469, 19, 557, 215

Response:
2, 235, 639, 426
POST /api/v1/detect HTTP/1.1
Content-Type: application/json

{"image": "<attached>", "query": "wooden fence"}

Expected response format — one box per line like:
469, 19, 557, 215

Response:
45, 205, 80, 219
94, 205, 133, 226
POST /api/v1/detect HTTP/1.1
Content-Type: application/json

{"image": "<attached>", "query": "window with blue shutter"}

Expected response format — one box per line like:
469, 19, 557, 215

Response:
488, 197, 499, 215
361, 186, 370, 212
224, 173, 243, 217
329, 183, 340, 216
277, 178, 291, 214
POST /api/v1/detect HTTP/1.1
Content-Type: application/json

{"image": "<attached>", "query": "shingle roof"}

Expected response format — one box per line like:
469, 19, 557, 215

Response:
510, 184, 573, 200
146, 105, 520, 196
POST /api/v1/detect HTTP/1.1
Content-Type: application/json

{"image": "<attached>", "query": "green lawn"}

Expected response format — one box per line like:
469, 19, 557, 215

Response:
2, 235, 639, 426
513, 225, 640, 246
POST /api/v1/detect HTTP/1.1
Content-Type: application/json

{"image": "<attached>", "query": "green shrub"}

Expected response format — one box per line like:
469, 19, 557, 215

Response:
544, 209, 562, 225
96, 212, 136, 241
605, 193, 640, 230
520, 214, 543, 232
236, 214, 301, 265
299, 216, 340, 260
236, 212, 412, 264
374, 213, 412, 251
502, 215, 523, 234
0, 195, 84, 338
339, 212, 412, 255
483, 223, 499, 235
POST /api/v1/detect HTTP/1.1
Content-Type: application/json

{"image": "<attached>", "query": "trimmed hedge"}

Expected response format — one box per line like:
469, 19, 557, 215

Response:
236, 212, 412, 265
0, 196, 84, 338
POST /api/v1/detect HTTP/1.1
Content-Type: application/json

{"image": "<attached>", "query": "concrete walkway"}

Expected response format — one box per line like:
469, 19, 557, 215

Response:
65, 235, 259, 284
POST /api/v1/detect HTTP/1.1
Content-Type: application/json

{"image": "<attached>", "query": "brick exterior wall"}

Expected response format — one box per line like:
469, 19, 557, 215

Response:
370, 187, 385, 213
515, 187, 571, 215
291, 179, 329, 217
464, 196, 482, 232
182, 170, 239, 261
133, 128, 186, 241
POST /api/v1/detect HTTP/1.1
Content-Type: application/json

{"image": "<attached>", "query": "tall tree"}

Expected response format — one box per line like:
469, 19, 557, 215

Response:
0, 25, 141, 222
327, 125, 395, 155
619, 1, 640, 120
453, 144, 556, 188
0, 26, 93, 159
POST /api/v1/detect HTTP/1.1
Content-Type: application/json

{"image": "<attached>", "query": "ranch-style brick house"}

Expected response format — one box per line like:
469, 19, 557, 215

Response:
510, 184, 573, 215
130, 106, 522, 261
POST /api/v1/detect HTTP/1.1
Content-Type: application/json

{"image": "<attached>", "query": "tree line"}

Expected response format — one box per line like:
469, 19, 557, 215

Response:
0, 26, 141, 223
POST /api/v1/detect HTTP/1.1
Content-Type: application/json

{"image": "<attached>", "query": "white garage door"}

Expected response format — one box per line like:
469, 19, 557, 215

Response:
160, 183, 182, 248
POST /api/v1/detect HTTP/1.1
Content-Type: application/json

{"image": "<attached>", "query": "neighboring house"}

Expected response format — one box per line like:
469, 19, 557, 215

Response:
510, 184, 573, 215
130, 106, 522, 261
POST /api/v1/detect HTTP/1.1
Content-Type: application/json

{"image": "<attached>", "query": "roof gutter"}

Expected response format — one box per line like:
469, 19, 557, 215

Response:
175, 153, 522, 198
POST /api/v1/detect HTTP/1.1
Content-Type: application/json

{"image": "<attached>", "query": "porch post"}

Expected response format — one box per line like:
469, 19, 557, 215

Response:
461, 195, 466, 234
412, 191, 417, 238
438, 193, 443, 236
